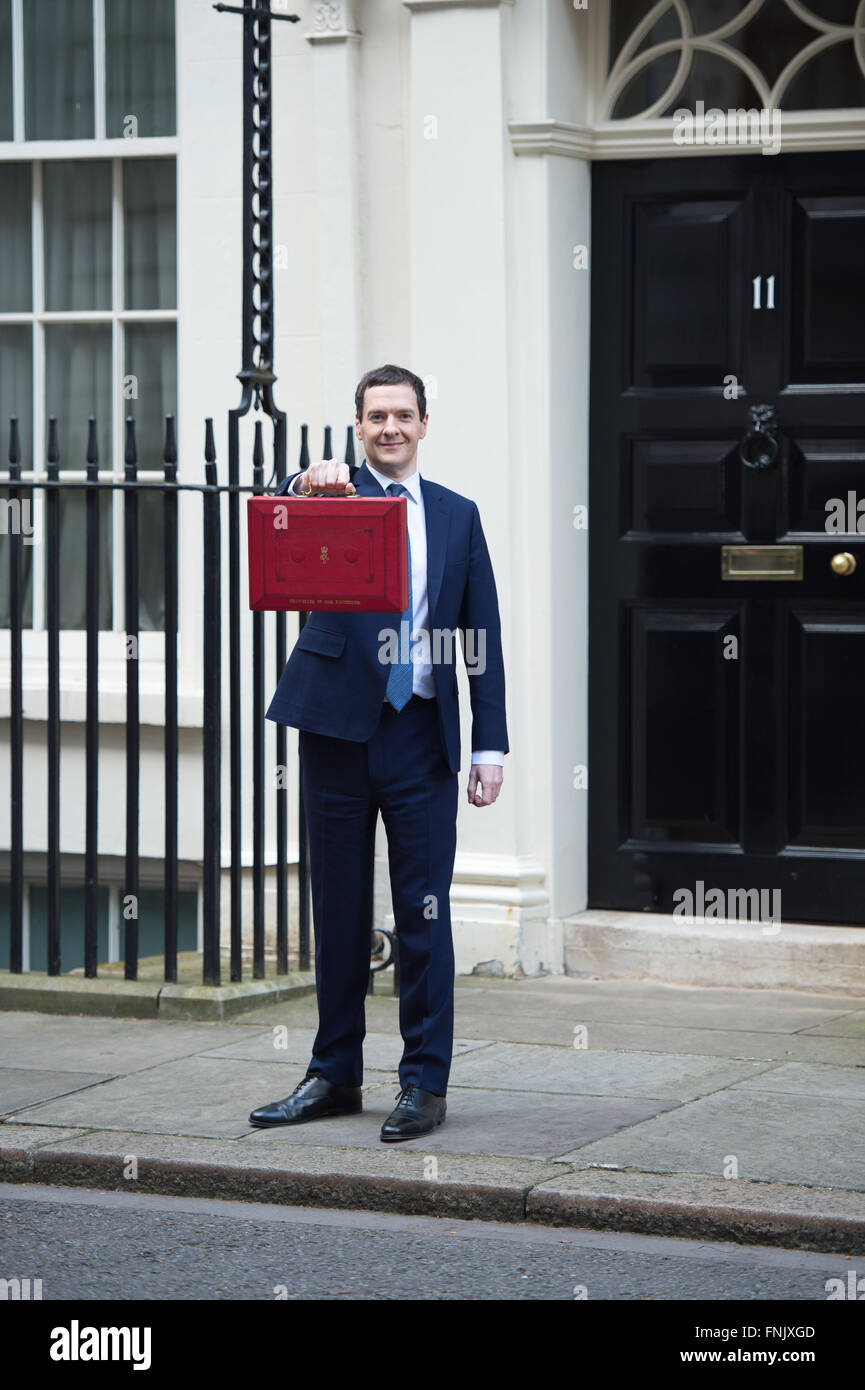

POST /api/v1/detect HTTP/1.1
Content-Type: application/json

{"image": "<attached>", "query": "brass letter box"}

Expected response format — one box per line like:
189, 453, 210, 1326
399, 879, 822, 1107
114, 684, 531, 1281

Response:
721, 545, 803, 581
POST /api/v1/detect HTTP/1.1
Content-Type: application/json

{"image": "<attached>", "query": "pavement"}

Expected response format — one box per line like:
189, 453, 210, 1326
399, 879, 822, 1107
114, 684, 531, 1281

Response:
1, 974, 864, 1254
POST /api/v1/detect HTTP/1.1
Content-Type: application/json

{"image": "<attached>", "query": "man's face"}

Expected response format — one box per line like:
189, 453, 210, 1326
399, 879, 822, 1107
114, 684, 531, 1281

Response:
356, 383, 427, 479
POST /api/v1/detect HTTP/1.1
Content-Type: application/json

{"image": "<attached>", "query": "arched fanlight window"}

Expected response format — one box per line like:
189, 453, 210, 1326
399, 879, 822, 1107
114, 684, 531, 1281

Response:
602, 0, 865, 120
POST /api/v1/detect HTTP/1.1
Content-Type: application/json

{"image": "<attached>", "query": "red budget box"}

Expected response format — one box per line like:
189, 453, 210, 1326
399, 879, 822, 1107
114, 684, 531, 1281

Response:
246, 494, 409, 612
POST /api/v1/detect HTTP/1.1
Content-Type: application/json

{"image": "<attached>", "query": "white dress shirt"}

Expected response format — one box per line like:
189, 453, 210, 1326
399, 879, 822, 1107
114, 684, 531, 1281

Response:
292, 461, 504, 768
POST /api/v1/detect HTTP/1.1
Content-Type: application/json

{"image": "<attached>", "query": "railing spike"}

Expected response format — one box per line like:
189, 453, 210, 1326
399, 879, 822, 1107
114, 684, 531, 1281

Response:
163, 414, 177, 465
86, 416, 98, 466
124, 416, 137, 467
8, 415, 20, 466
204, 417, 217, 470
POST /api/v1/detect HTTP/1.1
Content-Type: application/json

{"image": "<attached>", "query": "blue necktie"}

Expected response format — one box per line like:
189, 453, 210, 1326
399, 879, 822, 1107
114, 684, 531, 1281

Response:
385, 482, 413, 711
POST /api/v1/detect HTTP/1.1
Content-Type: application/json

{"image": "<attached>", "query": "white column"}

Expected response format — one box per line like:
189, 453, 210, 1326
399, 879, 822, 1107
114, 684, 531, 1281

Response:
507, 0, 596, 939
400, 0, 557, 977
305, 0, 363, 431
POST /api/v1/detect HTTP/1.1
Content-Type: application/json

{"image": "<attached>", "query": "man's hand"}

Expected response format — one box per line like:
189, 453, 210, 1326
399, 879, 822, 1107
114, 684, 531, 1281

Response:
467, 764, 503, 807
295, 459, 356, 496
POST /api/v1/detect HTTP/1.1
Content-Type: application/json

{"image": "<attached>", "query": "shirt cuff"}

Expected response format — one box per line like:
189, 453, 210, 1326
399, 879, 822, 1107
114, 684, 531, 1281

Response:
470, 751, 504, 766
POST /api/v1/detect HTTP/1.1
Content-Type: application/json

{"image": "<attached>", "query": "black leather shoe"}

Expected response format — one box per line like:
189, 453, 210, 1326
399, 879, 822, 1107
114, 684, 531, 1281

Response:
248, 1073, 362, 1127
380, 1083, 446, 1142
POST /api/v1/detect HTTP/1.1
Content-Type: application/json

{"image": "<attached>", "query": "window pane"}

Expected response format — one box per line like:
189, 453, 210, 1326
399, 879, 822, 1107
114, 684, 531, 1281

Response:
659, 50, 762, 116
783, 44, 865, 111
0, 324, 33, 466
125, 323, 176, 631
56, 486, 113, 628
124, 159, 176, 310
45, 323, 113, 629
22, 885, 111, 973
45, 323, 112, 470
124, 323, 176, 468
0, 325, 34, 629
0, 1, 12, 140
136, 888, 199, 960
24, 0, 94, 141
106, 0, 176, 138
0, 165, 33, 313
44, 161, 112, 312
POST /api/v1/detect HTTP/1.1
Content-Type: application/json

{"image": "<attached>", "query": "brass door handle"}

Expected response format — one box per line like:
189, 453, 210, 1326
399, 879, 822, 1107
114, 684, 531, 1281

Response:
830, 552, 857, 576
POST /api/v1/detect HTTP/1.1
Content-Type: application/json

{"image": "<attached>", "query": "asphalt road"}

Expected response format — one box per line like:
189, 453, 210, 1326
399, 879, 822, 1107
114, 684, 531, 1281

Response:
0, 1183, 856, 1302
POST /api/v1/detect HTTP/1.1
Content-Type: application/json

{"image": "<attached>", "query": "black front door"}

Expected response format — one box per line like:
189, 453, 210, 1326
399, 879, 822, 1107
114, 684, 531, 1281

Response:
589, 151, 865, 924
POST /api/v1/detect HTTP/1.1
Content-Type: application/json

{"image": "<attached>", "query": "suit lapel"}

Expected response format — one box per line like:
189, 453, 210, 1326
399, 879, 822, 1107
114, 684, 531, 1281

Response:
353, 459, 383, 496
420, 475, 449, 620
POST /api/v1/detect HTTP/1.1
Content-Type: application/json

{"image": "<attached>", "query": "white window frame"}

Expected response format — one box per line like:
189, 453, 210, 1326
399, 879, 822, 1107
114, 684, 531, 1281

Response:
0, 0, 180, 716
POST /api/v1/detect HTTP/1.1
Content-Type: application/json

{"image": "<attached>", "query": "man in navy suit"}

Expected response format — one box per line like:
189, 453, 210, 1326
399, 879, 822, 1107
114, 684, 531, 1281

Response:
249, 364, 508, 1141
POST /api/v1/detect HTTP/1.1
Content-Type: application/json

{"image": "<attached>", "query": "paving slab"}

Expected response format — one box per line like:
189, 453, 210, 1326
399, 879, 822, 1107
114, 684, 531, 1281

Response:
453, 987, 860, 1034
0, 1012, 269, 1074
556, 1090, 865, 1191
800, 1012, 865, 1039
198, 1029, 496, 1072
0, 1068, 113, 1115
446, 1042, 776, 1101
233, 995, 398, 1029
730, 1062, 865, 1101
4, 1058, 318, 1139
26, 1129, 564, 1222
450, 1012, 622, 1046
524, 1170, 865, 1254
243, 1083, 681, 1159
446, 1017, 865, 1063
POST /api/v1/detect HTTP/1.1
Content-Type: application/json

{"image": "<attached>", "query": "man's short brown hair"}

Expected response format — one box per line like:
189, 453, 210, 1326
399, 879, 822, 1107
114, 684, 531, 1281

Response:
355, 364, 427, 422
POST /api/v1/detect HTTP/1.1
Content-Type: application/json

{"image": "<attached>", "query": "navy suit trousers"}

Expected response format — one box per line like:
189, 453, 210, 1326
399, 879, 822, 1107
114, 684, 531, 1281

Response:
299, 693, 459, 1097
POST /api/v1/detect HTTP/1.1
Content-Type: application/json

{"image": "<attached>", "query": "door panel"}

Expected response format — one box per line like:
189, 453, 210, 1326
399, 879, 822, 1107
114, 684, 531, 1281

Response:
632, 198, 747, 387
629, 437, 742, 534
589, 152, 865, 924
627, 606, 741, 846
786, 437, 865, 534
788, 194, 865, 384
787, 609, 865, 850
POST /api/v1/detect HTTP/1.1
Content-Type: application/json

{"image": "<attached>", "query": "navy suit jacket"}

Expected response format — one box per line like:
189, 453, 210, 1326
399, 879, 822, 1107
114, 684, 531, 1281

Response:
264, 460, 508, 775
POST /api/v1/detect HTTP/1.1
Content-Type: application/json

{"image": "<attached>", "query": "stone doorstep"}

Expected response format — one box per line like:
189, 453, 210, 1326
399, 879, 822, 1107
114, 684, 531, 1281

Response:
0, 969, 317, 1021
564, 912, 865, 995
1, 1128, 863, 1255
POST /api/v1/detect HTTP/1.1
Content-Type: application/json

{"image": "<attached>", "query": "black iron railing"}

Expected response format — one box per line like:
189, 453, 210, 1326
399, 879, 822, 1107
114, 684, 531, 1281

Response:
1, 408, 390, 988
